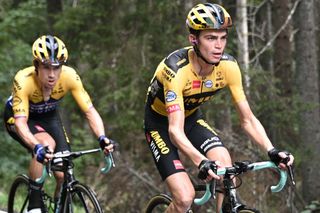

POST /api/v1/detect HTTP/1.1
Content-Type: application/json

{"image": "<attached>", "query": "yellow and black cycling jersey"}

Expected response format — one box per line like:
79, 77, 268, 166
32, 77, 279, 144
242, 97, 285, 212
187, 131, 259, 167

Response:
145, 46, 246, 117
9, 65, 92, 118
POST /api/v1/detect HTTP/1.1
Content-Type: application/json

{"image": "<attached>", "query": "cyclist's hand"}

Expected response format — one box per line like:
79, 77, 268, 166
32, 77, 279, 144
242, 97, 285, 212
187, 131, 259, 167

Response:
98, 135, 116, 154
268, 148, 294, 169
33, 144, 53, 163
198, 160, 220, 181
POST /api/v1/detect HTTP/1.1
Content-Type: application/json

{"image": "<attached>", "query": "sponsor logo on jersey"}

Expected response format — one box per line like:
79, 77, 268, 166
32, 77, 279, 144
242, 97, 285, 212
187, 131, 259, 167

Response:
204, 80, 213, 88
12, 96, 22, 107
192, 80, 201, 88
165, 90, 177, 102
148, 131, 170, 162
166, 104, 181, 113
173, 160, 184, 170
35, 125, 45, 132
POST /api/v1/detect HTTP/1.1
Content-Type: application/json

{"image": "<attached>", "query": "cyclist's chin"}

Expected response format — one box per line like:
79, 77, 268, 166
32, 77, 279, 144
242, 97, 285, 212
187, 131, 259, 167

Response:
46, 81, 56, 89
209, 56, 222, 64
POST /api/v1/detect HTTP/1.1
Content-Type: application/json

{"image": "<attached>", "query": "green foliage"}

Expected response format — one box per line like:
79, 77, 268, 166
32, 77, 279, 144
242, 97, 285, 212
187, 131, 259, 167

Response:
0, 0, 313, 211
0, 0, 48, 42
301, 200, 320, 213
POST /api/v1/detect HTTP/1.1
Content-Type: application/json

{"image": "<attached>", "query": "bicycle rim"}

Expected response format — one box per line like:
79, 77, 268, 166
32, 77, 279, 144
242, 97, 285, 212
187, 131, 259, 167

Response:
62, 183, 103, 213
144, 194, 172, 213
8, 174, 30, 213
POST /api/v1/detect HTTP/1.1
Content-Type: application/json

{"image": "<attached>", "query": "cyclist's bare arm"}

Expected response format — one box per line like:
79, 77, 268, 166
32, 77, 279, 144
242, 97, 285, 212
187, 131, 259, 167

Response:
84, 107, 114, 153
234, 100, 294, 167
85, 107, 106, 139
168, 110, 220, 180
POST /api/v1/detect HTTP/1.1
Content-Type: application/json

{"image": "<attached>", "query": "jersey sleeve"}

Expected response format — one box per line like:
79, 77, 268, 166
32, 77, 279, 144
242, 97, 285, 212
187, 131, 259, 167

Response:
12, 71, 30, 118
225, 61, 246, 103
65, 67, 93, 112
161, 65, 186, 114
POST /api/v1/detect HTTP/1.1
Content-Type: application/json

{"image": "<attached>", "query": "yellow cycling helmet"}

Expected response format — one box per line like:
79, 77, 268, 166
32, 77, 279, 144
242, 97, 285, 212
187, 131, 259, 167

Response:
32, 35, 68, 66
186, 3, 232, 31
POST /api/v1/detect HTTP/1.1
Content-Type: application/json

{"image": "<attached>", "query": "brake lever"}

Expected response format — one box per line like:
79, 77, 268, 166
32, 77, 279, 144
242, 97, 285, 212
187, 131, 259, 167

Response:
108, 152, 115, 167
210, 164, 217, 199
210, 179, 216, 199
286, 165, 295, 186
282, 156, 295, 186
46, 160, 53, 177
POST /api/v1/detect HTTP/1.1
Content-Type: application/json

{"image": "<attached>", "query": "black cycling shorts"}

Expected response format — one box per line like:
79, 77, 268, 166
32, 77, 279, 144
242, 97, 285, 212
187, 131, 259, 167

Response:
144, 107, 224, 180
3, 101, 70, 154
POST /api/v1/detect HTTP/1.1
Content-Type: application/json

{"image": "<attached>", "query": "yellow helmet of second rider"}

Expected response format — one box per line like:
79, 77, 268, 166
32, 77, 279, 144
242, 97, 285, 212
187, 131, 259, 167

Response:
32, 35, 68, 66
186, 3, 232, 31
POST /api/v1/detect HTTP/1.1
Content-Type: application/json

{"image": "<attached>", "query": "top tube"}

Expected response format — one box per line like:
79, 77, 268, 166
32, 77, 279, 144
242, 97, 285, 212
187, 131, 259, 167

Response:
194, 161, 288, 205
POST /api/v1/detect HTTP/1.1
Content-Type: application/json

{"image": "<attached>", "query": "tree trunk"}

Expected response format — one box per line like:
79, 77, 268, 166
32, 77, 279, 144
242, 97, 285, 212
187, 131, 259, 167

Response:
272, 0, 293, 96
236, 0, 250, 89
295, 0, 320, 203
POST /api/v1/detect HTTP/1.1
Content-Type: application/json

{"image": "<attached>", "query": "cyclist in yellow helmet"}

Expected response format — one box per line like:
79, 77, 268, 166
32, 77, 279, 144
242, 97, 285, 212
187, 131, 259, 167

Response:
144, 3, 294, 212
4, 35, 115, 213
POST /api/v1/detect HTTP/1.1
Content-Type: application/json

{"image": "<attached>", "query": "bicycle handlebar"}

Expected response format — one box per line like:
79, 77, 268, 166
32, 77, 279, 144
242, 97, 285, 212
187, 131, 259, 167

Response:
194, 161, 288, 206
36, 148, 115, 183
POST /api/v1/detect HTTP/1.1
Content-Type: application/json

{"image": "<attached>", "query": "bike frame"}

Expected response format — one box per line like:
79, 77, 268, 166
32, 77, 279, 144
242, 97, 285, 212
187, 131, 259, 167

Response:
36, 148, 114, 212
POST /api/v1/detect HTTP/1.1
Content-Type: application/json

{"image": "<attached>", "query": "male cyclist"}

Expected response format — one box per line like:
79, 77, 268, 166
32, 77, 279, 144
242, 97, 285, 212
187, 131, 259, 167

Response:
144, 3, 294, 213
3, 35, 114, 213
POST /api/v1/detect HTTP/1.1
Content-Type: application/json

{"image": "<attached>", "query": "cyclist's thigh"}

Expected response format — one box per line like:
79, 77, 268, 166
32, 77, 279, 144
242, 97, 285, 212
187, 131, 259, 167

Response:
186, 118, 225, 155
3, 103, 31, 151
145, 127, 185, 181
30, 111, 71, 153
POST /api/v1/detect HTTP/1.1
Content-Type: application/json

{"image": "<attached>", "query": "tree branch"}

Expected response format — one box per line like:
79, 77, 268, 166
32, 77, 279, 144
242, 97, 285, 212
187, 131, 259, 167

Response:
249, 0, 301, 64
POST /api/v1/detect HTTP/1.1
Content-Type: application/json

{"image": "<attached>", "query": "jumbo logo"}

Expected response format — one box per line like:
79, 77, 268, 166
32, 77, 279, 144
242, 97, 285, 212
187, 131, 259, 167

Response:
150, 131, 170, 154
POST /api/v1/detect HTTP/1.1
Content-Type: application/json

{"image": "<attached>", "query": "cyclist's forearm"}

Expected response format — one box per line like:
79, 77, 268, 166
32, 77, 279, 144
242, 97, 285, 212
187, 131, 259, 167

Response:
85, 106, 106, 138
241, 115, 274, 152
169, 128, 205, 166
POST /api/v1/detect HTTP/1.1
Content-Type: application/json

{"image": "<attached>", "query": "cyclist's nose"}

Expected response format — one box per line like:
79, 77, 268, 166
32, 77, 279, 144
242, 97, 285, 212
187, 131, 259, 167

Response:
215, 39, 222, 49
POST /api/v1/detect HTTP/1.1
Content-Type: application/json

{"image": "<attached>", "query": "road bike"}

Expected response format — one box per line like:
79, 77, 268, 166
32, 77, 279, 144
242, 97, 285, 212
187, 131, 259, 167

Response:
7, 147, 114, 213
144, 160, 295, 213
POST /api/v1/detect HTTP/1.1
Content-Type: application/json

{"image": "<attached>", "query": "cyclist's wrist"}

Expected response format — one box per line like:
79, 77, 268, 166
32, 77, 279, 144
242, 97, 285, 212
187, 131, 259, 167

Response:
98, 135, 108, 150
33, 144, 48, 163
266, 146, 275, 152
98, 135, 107, 143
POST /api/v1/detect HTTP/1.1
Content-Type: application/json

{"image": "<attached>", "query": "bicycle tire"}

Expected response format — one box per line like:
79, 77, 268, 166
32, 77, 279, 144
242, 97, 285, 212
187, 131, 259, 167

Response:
62, 183, 103, 213
144, 194, 172, 213
8, 174, 30, 213
222, 203, 260, 213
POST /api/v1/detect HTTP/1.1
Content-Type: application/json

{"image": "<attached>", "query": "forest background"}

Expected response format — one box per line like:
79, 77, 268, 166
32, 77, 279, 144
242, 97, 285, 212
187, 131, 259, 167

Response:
0, 0, 319, 212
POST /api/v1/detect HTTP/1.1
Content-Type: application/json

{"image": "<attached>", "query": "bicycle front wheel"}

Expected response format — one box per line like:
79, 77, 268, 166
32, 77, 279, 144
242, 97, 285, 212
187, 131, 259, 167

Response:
144, 194, 172, 213
62, 183, 103, 213
8, 174, 30, 213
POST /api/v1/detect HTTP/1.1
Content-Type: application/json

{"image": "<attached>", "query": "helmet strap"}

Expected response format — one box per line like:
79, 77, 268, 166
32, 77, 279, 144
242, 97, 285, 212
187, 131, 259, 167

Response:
193, 44, 218, 66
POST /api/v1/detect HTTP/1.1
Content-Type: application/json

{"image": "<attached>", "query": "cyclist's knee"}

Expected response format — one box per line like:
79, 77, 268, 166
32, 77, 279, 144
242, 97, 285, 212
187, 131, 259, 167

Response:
172, 190, 195, 211
207, 147, 232, 167
34, 132, 56, 149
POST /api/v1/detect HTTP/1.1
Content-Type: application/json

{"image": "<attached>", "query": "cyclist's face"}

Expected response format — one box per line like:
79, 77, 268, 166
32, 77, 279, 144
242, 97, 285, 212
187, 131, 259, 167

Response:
37, 63, 62, 89
193, 29, 228, 64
